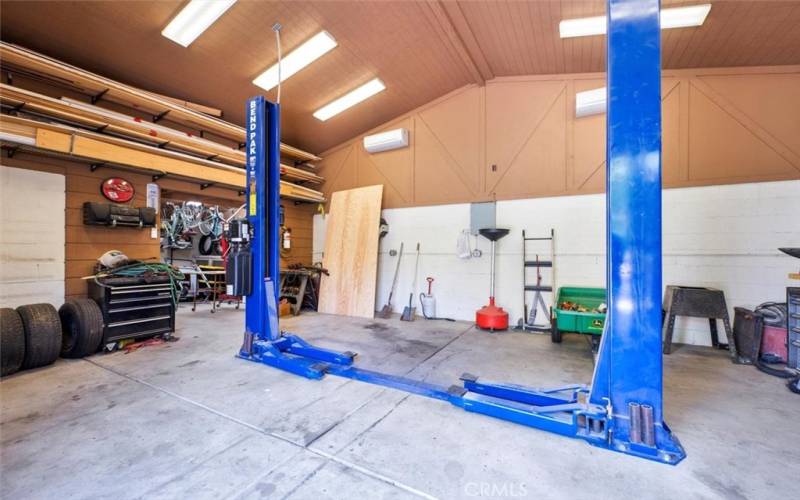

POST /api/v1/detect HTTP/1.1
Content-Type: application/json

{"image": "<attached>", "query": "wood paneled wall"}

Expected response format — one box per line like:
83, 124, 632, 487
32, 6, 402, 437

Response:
2, 153, 159, 298
318, 65, 800, 208
158, 183, 317, 270
2, 72, 316, 300
2, 153, 316, 299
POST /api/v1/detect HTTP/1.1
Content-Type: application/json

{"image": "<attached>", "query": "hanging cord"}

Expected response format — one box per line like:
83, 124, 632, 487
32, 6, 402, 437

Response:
755, 301, 787, 327
223, 204, 246, 224
273, 23, 283, 104
87, 261, 185, 307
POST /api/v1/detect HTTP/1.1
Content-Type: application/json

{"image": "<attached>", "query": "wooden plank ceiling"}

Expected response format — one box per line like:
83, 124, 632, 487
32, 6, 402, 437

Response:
2, 1, 798, 153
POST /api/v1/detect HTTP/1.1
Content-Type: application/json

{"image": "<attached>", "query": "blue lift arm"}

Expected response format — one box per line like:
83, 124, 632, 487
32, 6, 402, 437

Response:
237, 0, 685, 465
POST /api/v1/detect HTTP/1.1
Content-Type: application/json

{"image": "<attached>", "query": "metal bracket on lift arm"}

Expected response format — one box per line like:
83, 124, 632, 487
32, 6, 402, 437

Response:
237, 0, 685, 465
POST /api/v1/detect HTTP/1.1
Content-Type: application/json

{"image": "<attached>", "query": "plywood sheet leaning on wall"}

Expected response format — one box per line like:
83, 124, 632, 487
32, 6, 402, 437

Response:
318, 185, 383, 318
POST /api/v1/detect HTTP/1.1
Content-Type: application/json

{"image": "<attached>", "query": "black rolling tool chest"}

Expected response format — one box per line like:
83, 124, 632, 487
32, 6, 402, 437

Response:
788, 288, 800, 374
89, 276, 176, 347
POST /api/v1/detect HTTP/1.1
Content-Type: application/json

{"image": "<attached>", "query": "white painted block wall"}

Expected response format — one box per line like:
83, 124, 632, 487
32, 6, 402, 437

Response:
0, 166, 66, 308
314, 180, 799, 345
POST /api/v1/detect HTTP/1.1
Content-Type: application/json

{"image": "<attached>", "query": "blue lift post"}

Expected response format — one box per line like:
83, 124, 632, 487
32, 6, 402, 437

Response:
588, 0, 685, 463
237, 0, 685, 464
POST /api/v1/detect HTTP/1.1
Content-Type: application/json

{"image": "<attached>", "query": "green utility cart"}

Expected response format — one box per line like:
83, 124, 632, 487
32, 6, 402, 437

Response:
551, 287, 607, 346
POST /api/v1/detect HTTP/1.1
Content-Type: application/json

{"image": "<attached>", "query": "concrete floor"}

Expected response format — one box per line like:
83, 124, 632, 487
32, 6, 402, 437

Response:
1, 304, 797, 499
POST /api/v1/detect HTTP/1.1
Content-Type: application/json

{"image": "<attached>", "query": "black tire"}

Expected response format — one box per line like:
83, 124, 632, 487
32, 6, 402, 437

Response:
59, 299, 104, 358
17, 304, 62, 370
551, 322, 562, 343
198, 234, 220, 256
1, 308, 25, 376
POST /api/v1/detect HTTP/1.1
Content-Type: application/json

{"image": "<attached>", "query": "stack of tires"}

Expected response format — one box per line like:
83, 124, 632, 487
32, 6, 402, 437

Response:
0, 298, 104, 377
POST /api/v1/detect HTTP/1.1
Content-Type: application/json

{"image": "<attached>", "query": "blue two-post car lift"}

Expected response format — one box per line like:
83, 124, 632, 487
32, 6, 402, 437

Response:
235, 0, 686, 464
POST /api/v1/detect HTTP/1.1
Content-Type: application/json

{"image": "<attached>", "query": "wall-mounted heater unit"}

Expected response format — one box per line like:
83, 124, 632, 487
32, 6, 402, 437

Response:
576, 87, 606, 118
363, 128, 408, 153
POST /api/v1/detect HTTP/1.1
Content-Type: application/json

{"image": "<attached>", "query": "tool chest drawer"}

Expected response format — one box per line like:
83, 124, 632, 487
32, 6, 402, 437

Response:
90, 278, 176, 346
787, 287, 800, 371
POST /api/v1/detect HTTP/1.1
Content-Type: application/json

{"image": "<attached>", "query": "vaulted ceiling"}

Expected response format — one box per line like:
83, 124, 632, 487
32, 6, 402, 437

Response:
2, 1, 799, 153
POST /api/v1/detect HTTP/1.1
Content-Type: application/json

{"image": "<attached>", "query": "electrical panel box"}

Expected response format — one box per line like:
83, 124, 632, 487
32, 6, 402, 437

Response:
470, 202, 496, 235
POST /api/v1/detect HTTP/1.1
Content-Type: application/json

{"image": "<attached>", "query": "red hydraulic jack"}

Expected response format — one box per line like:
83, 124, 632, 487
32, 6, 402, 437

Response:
476, 227, 510, 331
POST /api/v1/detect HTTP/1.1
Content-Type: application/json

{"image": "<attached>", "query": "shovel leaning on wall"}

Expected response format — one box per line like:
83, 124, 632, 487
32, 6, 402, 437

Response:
400, 243, 421, 321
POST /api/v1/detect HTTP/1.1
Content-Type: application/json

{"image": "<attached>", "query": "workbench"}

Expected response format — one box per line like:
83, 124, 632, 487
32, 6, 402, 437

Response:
178, 266, 227, 313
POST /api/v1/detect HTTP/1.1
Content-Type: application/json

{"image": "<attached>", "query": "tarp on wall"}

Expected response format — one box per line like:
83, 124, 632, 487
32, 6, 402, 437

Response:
0, 165, 65, 308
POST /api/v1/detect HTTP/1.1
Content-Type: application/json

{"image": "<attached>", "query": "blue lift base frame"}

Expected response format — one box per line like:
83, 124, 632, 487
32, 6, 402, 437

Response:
237, 284, 684, 464
238, 327, 685, 464
241, 0, 686, 466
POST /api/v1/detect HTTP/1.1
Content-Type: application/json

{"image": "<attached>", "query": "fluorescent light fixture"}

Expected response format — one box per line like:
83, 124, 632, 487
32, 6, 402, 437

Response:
313, 78, 386, 121
559, 15, 606, 39
575, 87, 606, 118
364, 128, 409, 153
559, 4, 711, 38
162, 0, 237, 47
661, 4, 712, 30
253, 31, 338, 91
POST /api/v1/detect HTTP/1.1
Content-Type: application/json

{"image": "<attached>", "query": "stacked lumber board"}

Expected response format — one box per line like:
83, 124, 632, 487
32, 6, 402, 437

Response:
280, 164, 323, 184
0, 85, 324, 184
0, 114, 326, 203
0, 42, 321, 162
1, 84, 242, 164
0, 42, 326, 200
318, 185, 384, 318
150, 92, 223, 118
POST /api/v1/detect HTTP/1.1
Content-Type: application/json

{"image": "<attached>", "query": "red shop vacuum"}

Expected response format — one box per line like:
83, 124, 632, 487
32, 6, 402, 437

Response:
476, 228, 510, 331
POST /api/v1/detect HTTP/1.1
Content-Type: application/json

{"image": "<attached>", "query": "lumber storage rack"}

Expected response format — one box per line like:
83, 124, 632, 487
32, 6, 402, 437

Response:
237, 0, 685, 465
0, 42, 325, 203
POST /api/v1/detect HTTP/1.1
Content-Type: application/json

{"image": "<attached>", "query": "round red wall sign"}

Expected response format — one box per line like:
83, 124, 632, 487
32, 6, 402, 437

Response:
101, 178, 135, 203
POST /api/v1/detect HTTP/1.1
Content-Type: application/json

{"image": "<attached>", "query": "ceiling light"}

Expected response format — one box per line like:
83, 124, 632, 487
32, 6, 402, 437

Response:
559, 15, 606, 39
253, 31, 338, 91
661, 4, 712, 30
559, 4, 711, 38
313, 78, 386, 121
162, 0, 237, 47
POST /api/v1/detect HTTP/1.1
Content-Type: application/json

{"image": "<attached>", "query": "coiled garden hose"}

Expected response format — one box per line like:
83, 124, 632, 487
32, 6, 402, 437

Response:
755, 302, 787, 327
91, 261, 185, 307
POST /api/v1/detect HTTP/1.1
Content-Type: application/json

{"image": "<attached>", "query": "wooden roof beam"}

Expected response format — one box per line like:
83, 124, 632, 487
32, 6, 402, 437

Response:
423, 1, 494, 86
